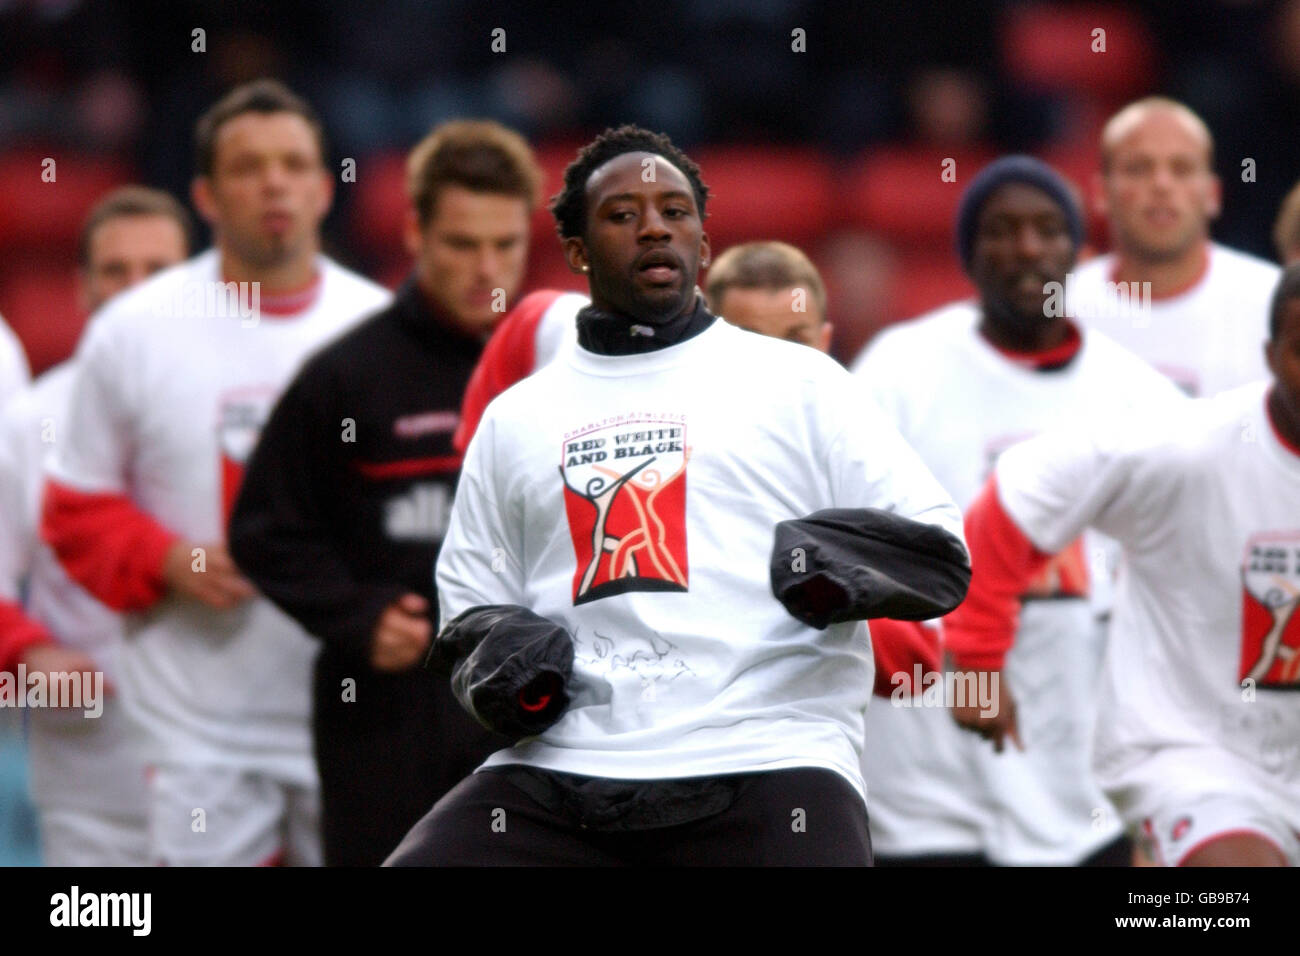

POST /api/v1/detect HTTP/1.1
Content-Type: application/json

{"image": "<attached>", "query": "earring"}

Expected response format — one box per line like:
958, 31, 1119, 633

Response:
581, 265, 589, 273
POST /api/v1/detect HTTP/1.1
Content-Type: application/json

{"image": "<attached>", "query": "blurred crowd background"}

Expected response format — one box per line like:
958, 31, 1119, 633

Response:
1, 0, 1298, 863
2, 0, 1299, 374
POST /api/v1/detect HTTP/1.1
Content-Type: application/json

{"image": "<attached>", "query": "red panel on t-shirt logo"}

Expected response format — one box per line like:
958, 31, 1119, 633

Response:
216, 386, 278, 526
560, 414, 689, 606
1240, 532, 1300, 687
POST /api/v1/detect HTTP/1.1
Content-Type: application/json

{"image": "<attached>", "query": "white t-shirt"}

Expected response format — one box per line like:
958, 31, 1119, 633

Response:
1066, 243, 1279, 397
0, 312, 31, 406
851, 300, 1184, 863
46, 250, 391, 780
997, 381, 1300, 833
439, 317, 966, 804
0, 363, 145, 815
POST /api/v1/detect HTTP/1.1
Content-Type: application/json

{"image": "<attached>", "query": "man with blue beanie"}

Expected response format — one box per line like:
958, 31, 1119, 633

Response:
851, 156, 1185, 866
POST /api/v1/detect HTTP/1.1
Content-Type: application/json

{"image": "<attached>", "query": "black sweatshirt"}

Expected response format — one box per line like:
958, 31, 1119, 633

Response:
228, 277, 484, 659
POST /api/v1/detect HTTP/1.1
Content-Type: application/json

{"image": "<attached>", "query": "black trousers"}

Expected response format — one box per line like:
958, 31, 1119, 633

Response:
312, 651, 505, 867
384, 766, 872, 866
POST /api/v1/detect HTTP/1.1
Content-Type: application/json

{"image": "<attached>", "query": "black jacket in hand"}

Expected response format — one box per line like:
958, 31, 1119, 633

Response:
770, 507, 971, 629
431, 604, 575, 741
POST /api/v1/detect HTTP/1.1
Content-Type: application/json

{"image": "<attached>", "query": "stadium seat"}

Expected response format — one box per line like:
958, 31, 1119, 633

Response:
0, 260, 84, 375
523, 245, 587, 297
691, 147, 837, 248
348, 150, 408, 251
889, 249, 976, 323
999, 4, 1154, 101
845, 147, 996, 244
0, 150, 134, 254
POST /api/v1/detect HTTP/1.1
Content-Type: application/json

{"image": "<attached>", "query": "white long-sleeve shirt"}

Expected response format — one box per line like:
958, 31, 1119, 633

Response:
0, 363, 144, 815
438, 317, 966, 803
46, 250, 390, 779
851, 301, 1184, 863
994, 382, 1300, 832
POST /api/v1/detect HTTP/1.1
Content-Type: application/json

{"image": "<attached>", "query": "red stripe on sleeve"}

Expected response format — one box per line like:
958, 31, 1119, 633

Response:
353, 455, 462, 479
0, 599, 53, 675
41, 480, 180, 612
869, 618, 940, 698
453, 290, 564, 454
942, 477, 1053, 671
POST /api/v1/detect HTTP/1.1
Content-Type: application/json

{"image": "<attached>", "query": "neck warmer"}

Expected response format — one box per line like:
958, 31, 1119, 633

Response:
576, 292, 716, 355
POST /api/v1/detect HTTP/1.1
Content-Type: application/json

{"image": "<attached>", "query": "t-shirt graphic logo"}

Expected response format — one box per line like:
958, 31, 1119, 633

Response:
216, 386, 278, 524
1240, 532, 1300, 687
560, 415, 688, 605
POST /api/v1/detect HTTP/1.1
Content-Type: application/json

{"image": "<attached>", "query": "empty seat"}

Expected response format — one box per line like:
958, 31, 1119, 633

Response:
0, 150, 135, 253
999, 4, 1154, 101
691, 146, 837, 248
845, 147, 996, 244
0, 261, 84, 375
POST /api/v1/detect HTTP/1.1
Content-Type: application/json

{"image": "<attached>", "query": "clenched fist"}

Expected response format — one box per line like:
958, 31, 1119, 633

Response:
370, 593, 432, 672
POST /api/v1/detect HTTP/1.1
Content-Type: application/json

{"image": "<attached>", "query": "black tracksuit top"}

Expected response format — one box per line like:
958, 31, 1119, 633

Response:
228, 276, 484, 660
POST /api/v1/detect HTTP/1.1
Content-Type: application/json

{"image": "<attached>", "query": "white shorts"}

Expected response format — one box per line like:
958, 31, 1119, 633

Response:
39, 807, 149, 867
862, 700, 991, 857
146, 764, 321, 867
1143, 793, 1300, 867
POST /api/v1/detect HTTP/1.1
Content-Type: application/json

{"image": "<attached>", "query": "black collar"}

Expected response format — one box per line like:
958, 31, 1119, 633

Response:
392, 275, 486, 355
576, 293, 716, 355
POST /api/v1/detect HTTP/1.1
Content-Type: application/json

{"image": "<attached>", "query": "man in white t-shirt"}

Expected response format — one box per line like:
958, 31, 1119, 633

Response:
387, 125, 968, 867
38, 81, 391, 866
0, 185, 191, 866
948, 264, 1300, 867
852, 156, 1183, 866
1067, 97, 1280, 398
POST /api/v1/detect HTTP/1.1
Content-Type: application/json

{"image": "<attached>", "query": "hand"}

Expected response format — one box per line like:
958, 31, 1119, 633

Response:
370, 593, 432, 672
950, 669, 1023, 753
162, 541, 257, 610
18, 643, 116, 697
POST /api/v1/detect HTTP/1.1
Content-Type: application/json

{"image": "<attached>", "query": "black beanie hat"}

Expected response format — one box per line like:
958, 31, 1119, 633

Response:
955, 155, 1084, 270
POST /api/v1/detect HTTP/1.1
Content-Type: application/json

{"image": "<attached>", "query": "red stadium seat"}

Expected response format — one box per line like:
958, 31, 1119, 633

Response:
999, 4, 1154, 101
523, 244, 587, 297
348, 150, 407, 251
0, 260, 85, 375
691, 147, 837, 248
888, 250, 976, 324
0, 150, 135, 254
845, 147, 996, 244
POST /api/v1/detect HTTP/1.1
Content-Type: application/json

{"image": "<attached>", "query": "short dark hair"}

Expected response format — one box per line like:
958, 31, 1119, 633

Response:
407, 119, 542, 226
79, 185, 193, 267
194, 79, 326, 177
1269, 262, 1300, 340
706, 241, 827, 321
550, 124, 709, 240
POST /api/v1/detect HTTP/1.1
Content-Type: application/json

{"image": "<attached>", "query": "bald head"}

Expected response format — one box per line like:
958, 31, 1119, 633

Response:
1101, 97, 1214, 172
1096, 97, 1221, 264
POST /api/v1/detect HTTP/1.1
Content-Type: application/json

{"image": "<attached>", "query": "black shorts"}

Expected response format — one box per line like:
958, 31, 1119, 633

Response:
384, 765, 872, 866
